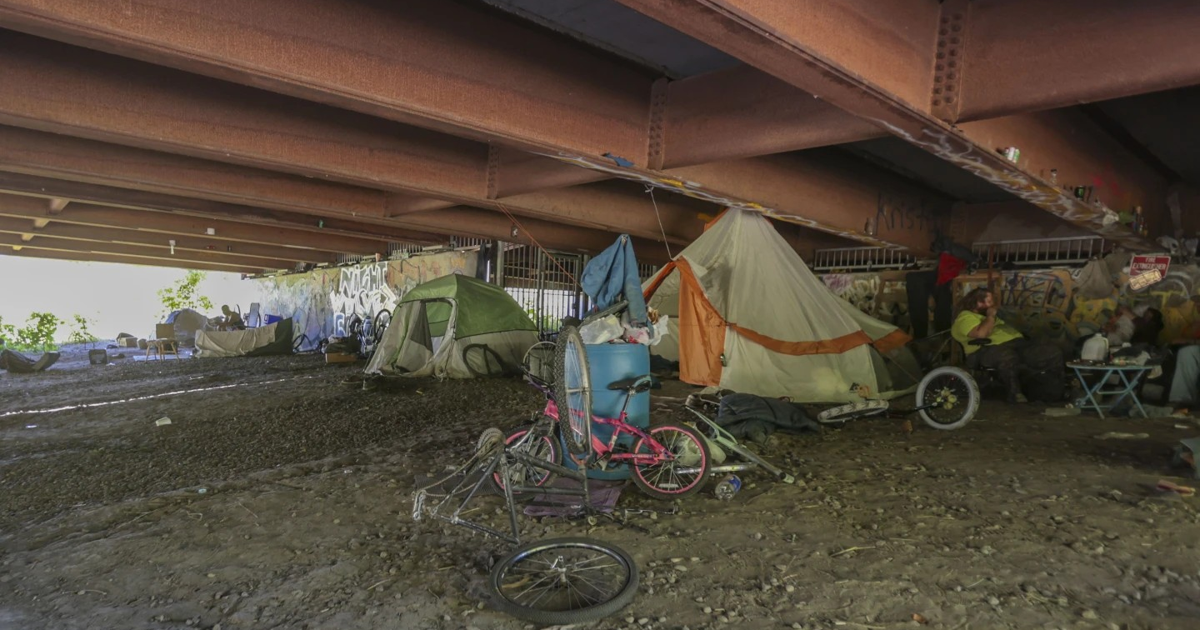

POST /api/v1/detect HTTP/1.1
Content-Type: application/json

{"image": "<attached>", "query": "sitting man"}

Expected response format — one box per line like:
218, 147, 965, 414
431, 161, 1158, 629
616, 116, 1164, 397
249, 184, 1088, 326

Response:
219, 305, 246, 331
951, 288, 1065, 404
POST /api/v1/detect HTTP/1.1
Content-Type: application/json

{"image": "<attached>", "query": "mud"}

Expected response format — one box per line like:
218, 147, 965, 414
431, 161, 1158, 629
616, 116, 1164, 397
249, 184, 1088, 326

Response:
2, 344, 1200, 629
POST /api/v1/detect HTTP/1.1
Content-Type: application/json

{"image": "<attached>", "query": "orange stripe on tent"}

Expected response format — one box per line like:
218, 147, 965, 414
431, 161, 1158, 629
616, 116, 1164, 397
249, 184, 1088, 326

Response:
727, 324, 874, 356
704, 209, 729, 232
642, 261, 677, 301
675, 258, 724, 387
871, 329, 911, 355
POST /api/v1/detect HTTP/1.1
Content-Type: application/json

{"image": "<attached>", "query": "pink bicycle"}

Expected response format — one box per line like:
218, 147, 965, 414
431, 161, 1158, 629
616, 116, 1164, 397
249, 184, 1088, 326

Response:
498, 327, 711, 500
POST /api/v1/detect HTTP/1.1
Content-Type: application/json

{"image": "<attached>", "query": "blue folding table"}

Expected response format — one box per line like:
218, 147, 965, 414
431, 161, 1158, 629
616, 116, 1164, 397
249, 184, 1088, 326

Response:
1067, 362, 1155, 419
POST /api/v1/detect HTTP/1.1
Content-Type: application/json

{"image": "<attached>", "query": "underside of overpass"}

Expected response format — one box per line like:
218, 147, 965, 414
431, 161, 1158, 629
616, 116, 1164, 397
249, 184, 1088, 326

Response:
0, 0, 1198, 274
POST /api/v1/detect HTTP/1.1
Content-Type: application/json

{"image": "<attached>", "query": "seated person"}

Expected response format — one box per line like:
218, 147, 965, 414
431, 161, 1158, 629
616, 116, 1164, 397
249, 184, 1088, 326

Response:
951, 288, 1064, 404
1130, 306, 1165, 346
218, 305, 246, 331
1104, 305, 1137, 347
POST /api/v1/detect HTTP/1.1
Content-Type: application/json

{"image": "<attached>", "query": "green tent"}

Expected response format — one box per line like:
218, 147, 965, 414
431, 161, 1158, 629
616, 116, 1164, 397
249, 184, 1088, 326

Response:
366, 274, 538, 378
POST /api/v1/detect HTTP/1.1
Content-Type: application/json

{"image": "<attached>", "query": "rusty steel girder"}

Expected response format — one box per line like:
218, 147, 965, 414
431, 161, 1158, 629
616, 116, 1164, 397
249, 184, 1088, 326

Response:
0, 232, 292, 271
0, 4, 944, 252
0, 191, 388, 255
0, 125, 390, 219
0, 172, 442, 246
0, 215, 335, 264
614, 0, 1160, 250
959, 0, 1200, 122
0, 245, 265, 274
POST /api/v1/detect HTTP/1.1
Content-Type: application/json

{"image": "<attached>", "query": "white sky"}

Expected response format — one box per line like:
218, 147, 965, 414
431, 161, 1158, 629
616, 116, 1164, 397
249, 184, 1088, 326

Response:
0, 258, 261, 342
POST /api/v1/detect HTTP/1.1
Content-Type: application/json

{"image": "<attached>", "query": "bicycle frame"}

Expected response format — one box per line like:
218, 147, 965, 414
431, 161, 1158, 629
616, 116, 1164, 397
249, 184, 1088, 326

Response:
542, 396, 677, 469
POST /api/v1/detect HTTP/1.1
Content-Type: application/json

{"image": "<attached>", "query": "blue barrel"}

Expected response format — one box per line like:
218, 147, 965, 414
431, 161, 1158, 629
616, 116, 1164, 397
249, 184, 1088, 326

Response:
562, 342, 650, 480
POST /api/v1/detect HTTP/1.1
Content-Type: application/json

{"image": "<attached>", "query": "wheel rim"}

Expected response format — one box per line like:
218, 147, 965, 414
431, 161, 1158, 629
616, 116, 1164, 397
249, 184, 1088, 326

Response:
495, 542, 633, 614
496, 431, 556, 489
921, 373, 972, 425
374, 310, 391, 343
634, 428, 706, 494
556, 329, 591, 456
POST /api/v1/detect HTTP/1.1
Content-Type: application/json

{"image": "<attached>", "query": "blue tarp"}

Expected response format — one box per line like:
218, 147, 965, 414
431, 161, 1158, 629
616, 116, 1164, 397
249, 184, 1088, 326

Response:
581, 235, 648, 326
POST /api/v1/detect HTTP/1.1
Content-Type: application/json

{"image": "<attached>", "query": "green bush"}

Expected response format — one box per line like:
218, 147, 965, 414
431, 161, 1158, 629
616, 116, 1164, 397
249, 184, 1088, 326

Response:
66, 314, 98, 347
0, 315, 14, 347
158, 270, 214, 318
1, 312, 62, 351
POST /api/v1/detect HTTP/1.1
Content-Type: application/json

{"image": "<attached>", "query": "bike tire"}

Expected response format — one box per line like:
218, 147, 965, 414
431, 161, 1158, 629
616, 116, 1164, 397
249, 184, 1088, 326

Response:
916, 366, 979, 430
492, 422, 561, 492
630, 423, 710, 500
554, 326, 592, 458
373, 308, 392, 343
489, 537, 639, 625
817, 400, 890, 424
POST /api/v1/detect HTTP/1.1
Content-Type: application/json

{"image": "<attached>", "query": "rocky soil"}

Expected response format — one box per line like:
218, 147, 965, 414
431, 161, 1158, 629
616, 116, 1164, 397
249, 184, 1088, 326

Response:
2, 344, 1200, 629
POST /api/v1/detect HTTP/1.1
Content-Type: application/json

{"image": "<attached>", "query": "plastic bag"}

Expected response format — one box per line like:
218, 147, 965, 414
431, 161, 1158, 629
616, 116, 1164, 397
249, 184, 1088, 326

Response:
580, 315, 622, 345
648, 314, 670, 346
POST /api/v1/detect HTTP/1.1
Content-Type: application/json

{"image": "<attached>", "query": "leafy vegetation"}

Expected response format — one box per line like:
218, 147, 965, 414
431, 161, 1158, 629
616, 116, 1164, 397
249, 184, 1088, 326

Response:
0, 312, 62, 351
66, 314, 99, 348
157, 270, 214, 318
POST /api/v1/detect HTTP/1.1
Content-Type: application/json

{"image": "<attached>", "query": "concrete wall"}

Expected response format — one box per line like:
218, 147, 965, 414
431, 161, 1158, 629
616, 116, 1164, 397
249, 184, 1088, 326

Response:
822, 263, 1200, 349
253, 251, 476, 348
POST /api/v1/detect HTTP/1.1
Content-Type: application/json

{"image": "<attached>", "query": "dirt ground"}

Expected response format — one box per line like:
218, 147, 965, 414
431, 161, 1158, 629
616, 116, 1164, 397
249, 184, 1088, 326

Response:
3, 344, 1200, 630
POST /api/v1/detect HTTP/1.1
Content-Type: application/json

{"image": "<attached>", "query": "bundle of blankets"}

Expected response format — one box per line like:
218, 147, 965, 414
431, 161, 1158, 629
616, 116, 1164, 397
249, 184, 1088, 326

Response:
713, 393, 821, 444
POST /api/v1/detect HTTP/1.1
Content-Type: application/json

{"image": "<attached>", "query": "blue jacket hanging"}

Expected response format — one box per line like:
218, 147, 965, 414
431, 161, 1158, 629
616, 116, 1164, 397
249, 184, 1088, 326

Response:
581, 234, 648, 326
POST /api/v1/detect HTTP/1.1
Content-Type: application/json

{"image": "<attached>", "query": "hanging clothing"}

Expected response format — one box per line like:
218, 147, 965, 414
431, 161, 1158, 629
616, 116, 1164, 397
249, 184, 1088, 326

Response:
936, 252, 967, 286
581, 235, 648, 326
906, 270, 953, 339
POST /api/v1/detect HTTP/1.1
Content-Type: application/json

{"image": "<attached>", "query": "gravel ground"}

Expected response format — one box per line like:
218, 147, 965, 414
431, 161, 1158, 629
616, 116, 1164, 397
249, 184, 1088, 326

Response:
2, 344, 1200, 629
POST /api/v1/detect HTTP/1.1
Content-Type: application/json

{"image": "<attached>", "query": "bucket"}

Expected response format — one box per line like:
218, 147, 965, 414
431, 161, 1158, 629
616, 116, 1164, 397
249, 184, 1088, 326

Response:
88, 349, 108, 365
562, 342, 650, 480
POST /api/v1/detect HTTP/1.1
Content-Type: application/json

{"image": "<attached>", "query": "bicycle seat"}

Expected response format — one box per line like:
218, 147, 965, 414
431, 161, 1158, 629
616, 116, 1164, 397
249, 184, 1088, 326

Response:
607, 374, 654, 393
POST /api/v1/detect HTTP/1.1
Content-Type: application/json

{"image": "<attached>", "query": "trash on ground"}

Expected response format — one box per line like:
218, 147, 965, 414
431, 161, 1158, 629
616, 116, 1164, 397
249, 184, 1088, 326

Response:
1044, 406, 1082, 417
155, 417, 172, 427
1094, 432, 1149, 440
1156, 479, 1196, 496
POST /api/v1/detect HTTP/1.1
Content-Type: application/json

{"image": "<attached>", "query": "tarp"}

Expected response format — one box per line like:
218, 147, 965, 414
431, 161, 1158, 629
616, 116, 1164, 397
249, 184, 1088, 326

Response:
195, 319, 294, 358
165, 308, 210, 346
644, 209, 918, 403
366, 274, 538, 378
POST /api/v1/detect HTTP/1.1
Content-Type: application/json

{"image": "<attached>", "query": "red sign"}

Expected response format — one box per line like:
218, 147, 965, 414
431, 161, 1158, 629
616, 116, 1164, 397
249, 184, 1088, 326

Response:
1130, 254, 1170, 278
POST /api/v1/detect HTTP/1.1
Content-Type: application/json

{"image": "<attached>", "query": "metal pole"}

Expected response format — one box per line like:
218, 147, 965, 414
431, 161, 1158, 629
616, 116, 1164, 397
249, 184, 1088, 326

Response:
494, 240, 505, 286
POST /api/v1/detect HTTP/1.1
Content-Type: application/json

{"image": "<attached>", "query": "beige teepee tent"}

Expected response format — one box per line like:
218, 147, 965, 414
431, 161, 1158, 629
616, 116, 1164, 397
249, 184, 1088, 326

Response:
644, 210, 918, 402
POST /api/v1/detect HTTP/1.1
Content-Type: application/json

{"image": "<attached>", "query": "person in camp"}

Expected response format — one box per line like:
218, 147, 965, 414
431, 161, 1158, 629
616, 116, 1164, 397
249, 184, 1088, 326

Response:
951, 288, 1064, 404
219, 305, 246, 331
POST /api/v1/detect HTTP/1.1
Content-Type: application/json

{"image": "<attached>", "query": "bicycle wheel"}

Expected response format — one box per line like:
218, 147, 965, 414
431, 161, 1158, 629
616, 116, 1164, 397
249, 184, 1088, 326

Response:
489, 537, 639, 625
916, 366, 979, 430
554, 326, 592, 458
816, 400, 889, 424
493, 422, 561, 492
373, 308, 392, 343
630, 423, 710, 500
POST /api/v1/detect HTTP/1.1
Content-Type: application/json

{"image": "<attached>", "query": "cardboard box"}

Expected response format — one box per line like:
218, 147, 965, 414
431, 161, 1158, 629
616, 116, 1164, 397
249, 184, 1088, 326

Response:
325, 352, 359, 364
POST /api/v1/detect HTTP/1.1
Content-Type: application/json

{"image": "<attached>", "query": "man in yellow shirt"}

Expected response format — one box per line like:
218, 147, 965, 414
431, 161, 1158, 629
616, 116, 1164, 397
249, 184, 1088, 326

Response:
952, 288, 1064, 404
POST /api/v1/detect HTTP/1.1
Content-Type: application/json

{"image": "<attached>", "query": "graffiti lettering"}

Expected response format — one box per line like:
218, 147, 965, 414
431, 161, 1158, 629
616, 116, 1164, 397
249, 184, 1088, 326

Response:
876, 192, 938, 234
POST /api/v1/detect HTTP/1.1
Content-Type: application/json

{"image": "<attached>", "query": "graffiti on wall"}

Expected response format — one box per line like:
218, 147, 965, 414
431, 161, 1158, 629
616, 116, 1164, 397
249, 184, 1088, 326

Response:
823, 272, 909, 329
329, 263, 396, 338
254, 251, 475, 350
827, 263, 1200, 348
